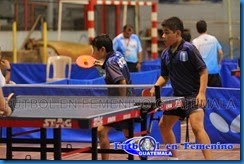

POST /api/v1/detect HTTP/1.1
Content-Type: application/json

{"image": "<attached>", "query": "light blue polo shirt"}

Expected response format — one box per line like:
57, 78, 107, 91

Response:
113, 33, 142, 63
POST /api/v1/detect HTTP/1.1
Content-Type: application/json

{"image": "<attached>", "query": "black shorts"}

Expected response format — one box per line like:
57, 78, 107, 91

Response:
163, 97, 203, 120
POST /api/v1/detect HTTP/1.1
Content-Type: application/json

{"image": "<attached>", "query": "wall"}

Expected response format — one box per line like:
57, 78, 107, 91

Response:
0, 31, 88, 51
138, 0, 240, 58
0, 0, 240, 58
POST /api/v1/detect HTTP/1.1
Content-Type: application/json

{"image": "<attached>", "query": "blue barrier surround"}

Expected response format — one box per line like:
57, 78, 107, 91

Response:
10, 59, 240, 88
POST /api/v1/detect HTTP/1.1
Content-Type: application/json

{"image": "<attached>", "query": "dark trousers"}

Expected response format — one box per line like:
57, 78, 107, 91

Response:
127, 62, 138, 72
208, 74, 222, 87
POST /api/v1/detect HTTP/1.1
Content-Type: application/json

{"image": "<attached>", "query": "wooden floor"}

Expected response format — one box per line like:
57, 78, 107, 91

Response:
0, 121, 240, 160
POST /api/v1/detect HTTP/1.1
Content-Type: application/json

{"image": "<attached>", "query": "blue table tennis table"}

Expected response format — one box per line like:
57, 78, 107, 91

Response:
0, 95, 184, 160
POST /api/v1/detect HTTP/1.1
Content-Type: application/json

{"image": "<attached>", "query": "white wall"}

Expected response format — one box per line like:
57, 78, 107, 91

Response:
138, 0, 240, 58
0, 0, 240, 57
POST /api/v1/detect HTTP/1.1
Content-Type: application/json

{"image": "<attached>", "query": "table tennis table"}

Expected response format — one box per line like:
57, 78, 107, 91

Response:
0, 95, 184, 160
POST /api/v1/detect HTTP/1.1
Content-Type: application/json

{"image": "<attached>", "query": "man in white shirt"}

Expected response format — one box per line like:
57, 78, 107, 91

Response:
192, 20, 223, 87
113, 24, 143, 72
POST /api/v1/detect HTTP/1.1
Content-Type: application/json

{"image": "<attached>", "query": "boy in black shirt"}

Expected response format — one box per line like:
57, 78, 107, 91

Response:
91, 34, 132, 160
151, 17, 212, 160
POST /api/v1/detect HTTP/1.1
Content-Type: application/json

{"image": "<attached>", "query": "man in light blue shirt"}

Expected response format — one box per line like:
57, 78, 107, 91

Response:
192, 20, 223, 87
113, 24, 143, 72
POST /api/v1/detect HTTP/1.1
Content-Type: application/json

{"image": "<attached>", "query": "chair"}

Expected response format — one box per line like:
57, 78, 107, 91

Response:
46, 56, 72, 82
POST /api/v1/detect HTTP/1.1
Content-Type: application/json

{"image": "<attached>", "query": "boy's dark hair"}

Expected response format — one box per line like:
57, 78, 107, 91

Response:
91, 34, 113, 52
182, 29, 191, 42
161, 17, 184, 34
196, 20, 207, 34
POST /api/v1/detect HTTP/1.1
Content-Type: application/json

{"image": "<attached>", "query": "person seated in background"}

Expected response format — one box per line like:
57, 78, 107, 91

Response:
0, 48, 11, 84
0, 48, 16, 116
1, 59, 11, 84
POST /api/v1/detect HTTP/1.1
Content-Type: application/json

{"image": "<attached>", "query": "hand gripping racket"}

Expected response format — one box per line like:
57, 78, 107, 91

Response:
0, 93, 16, 116
7, 93, 17, 113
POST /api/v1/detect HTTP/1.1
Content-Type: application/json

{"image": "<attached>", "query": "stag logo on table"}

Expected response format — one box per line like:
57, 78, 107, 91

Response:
43, 118, 72, 128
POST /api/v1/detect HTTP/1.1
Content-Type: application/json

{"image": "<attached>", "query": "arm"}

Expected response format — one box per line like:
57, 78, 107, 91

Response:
118, 79, 127, 96
216, 40, 223, 65
0, 89, 5, 114
196, 68, 208, 108
136, 51, 143, 71
1, 59, 11, 84
4, 70, 10, 84
0, 89, 11, 116
218, 49, 223, 65
155, 75, 169, 87
136, 35, 143, 71
150, 76, 169, 95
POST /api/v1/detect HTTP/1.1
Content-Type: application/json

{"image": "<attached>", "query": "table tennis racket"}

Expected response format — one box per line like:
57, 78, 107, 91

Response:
142, 89, 151, 96
7, 93, 17, 114
76, 55, 102, 68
